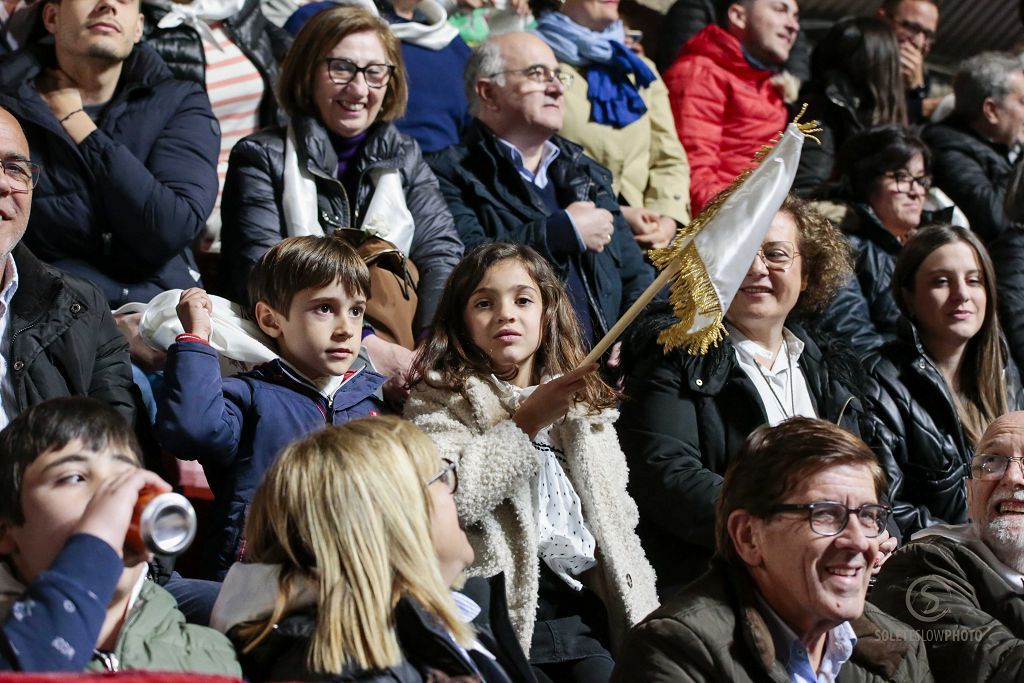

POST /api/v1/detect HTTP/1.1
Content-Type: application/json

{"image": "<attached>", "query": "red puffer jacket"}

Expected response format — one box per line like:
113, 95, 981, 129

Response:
664, 24, 787, 212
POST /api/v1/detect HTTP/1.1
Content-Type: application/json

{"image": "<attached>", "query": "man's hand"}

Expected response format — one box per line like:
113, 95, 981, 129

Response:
899, 42, 926, 90
36, 68, 84, 121
622, 205, 676, 249
567, 201, 615, 253
75, 467, 172, 567
176, 288, 214, 341
113, 311, 167, 373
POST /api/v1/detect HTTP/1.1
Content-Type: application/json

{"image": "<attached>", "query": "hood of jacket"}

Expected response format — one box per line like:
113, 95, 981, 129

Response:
680, 24, 775, 83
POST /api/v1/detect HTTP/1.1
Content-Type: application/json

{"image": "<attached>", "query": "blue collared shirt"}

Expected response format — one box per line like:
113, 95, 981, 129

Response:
758, 596, 857, 683
496, 138, 585, 251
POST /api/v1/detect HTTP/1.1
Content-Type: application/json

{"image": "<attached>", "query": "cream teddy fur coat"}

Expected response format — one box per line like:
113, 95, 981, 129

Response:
404, 373, 659, 653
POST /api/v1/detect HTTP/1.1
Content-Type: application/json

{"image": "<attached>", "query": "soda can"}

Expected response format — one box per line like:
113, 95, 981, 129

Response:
126, 487, 197, 556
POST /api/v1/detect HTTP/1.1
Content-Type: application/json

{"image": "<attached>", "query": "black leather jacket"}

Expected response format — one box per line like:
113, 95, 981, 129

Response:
792, 72, 866, 198
617, 304, 879, 596
141, 0, 290, 129
220, 117, 463, 332
865, 318, 1024, 538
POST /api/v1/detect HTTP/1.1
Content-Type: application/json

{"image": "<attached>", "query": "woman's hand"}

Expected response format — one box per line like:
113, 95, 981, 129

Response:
512, 363, 597, 439
872, 530, 898, 575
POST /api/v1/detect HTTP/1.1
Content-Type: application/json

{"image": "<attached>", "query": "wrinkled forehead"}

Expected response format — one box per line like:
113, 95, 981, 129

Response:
977, 414, 1024, 456
499, 35, 558, 71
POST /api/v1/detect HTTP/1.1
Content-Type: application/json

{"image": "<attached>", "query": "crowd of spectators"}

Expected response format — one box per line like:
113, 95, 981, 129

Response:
3, 0, 1024, 680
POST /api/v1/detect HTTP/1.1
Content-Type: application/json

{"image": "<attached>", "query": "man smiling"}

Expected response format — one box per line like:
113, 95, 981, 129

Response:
873, 411, 1024, 682
612, 418, 930, 682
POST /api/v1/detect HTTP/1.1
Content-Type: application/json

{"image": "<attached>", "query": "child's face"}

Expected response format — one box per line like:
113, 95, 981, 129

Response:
0, 438, 142, 588
260, 279, 366, 380
463, 259, 544, 388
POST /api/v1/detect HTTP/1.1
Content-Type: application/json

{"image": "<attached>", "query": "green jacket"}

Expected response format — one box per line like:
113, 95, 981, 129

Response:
87, 580, 241, 676
872, 526, 1024, 682
611, 561, 931, 682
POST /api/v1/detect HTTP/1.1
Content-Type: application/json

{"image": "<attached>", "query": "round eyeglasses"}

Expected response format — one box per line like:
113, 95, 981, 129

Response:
970, 453, 1024, 481
770, 501, 890, 538
324, 58, 396, 89
1, 159, 40, 194
756, 241, 801, 272
427, 458, 459, 494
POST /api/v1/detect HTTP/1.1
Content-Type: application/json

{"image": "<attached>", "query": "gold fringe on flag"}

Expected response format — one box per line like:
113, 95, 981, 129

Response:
649, 106, 822, 355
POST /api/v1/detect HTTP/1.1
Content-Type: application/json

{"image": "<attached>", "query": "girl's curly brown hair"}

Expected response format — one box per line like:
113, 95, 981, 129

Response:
784, 194, 854, 317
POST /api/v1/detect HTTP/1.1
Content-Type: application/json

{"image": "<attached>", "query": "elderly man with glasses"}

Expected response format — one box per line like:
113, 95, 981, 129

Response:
612, 417, 931, 682
428, 32, 653, 351
873, 411, 1024, 682
0, 106, 135, 430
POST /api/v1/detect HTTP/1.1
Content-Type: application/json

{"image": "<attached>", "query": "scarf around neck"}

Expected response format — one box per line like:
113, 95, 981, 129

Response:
146, 0, 246, 50
533, 11, 655, 129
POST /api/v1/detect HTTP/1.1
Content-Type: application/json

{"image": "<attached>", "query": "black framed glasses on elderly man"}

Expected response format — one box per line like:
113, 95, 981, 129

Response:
488, 64, 574, 89
324, 58, 396, 89
756, 241, 800, 272
770, 501, 891, 538
970, 453, 1024, 480
1, 158, 41, 194
428, 458, 459, 494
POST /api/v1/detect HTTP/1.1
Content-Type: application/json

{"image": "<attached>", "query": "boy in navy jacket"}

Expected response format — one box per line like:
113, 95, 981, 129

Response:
0, 397, 240, 674
157, 236, 385, 579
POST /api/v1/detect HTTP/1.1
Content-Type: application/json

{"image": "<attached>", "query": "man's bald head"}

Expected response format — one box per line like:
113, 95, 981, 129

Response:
968, 411, 1024, 572
0, 107, 32, 263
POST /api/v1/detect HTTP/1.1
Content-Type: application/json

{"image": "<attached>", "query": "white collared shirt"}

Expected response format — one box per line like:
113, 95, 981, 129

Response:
728, 324, 816, 426
0, 254, 20, 430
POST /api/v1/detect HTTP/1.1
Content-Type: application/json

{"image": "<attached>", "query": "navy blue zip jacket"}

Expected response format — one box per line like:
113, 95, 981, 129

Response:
0, 40, 220, 307
157, 341, 386, 579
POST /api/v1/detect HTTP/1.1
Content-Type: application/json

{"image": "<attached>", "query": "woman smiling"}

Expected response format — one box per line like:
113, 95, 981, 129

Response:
616, 195, 884, 597
865, 225, 1022, 538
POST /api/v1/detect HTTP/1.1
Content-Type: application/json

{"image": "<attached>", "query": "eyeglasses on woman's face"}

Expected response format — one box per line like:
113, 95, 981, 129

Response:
324, 58, 396, 89
756, 241, 801, 272
427, 459, 459, 495
883, 170, 932, 195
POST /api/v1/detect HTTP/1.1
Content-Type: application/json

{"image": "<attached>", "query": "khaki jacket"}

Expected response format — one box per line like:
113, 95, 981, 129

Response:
557, 59, 691, 225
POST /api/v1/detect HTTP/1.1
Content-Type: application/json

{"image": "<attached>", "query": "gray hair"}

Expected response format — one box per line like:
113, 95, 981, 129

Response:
464, 39, 506, 117
954, 51, 1024, 121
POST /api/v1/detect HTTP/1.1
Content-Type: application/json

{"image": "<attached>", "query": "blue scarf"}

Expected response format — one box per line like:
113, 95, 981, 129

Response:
533, 12, 655, 129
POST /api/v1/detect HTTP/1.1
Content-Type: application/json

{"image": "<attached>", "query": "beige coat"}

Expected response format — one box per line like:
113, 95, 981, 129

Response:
404, 374, 659, 653
558, 58, 691, 225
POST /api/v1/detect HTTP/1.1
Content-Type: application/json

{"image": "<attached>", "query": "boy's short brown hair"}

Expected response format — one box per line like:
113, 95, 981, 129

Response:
247, 236, 371, 316
0, 398, 141, 525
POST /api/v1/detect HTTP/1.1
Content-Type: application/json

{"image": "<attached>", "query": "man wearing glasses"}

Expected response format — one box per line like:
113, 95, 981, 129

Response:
877, 0, 940, 123
873, 411, 1024, 681
0, 107, 135, 429
612, 417, 930, 682
428, 32, 653, 349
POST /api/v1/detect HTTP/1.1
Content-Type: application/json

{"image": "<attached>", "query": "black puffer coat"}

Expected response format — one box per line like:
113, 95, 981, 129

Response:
616, 304, 879, 597
923, 117, 1013, 244
220, 117, 462, 332
141, 0, 290, 129
865, 318, 1023, 538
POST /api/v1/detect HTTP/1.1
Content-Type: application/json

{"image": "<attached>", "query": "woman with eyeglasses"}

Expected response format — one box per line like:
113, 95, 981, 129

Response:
616, 195, 892, 598
864, 225, 1022, 538
220, 6, 462, 382
817, 124, 949, 354
210, 416, 536, 682
530, 0, 691, 250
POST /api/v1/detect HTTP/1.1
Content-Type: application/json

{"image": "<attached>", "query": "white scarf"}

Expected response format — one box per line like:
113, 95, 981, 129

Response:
282, 123, 416, 256
389, 0, 459, 50
210, 563, 319, 634
145, 0, 247, 50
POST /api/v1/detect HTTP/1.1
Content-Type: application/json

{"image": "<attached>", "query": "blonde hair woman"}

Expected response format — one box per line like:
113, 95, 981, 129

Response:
208, 417, 479, 682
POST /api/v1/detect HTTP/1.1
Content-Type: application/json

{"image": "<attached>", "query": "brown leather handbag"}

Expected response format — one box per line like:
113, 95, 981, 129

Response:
333, 228, 419, 349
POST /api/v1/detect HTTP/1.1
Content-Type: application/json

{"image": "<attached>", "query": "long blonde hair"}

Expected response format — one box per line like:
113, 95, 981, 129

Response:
238, 417, 472, 673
